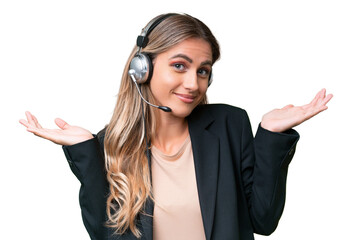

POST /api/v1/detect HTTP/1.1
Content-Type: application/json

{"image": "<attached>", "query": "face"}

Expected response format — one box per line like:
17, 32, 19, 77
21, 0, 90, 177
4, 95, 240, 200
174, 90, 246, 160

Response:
150, 38, 213, 118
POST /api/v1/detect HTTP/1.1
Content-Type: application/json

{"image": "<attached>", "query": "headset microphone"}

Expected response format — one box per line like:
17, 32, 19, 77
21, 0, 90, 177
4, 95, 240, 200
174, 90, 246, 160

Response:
129, 69, 172, 112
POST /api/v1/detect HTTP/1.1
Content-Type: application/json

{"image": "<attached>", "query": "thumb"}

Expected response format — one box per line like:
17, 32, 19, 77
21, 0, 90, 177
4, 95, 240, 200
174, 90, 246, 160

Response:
282, 104, 294, 110
55, 118, 70, 130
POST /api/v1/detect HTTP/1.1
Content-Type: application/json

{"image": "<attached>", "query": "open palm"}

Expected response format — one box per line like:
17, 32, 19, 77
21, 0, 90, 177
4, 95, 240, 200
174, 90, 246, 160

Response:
19, 111, 94, 146
261, 89, 333, 132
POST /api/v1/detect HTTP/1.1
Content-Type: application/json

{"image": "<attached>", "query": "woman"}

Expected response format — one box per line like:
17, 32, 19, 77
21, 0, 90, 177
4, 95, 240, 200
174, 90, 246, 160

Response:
20, 13, 332, 240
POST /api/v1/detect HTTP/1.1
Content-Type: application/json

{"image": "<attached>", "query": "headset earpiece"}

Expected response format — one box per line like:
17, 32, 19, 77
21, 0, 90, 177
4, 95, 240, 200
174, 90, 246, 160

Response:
129, 53, 153, 84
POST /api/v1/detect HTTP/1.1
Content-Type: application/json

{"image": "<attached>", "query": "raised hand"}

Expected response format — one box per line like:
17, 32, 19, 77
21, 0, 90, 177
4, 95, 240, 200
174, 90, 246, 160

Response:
261, 88, 333, 133
19, 111, 94, 146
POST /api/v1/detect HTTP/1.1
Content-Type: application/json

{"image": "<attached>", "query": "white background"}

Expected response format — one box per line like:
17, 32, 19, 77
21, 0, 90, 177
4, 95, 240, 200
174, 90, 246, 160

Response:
1, 0, 359, 239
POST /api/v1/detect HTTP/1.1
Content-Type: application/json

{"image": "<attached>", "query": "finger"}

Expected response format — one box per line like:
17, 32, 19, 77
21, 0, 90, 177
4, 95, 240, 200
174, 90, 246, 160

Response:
282, 104, 294, 110
310, 92, 333, 113
26, 126, 57, 142
55, 118, 70, 130
320, 88, 326, 98
322, 93, 333, 106
301, 89, 332, 120
25, 111, 36, 126
25, 125, 43, 135
309, 88, 325, 106
317, 93, 333, 111
32, 114, 43, 128
27, 128, 50, 140
19, 119, 30, 128
26, 126, 41, 135
314, 89, 332, 107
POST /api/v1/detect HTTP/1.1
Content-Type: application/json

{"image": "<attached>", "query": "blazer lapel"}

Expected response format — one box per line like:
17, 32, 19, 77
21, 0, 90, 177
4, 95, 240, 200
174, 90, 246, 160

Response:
139, 198, 154, 240
188, 107, 220, 240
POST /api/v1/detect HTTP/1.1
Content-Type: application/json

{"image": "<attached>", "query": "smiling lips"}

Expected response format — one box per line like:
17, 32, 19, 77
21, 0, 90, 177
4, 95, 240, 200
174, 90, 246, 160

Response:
174, 93, 196, 103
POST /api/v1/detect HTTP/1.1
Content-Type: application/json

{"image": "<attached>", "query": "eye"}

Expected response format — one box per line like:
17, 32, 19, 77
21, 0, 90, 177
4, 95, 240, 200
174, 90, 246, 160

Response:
172, 63, 186, 71
198, 68, 211, 78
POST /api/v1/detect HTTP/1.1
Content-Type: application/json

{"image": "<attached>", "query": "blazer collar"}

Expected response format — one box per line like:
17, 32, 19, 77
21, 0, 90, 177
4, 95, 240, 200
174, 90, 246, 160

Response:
140, 105, 220, 240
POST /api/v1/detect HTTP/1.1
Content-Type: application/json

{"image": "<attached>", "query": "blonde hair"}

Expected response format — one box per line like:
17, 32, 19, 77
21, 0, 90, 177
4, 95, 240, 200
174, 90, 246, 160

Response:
104, 13, 220, 237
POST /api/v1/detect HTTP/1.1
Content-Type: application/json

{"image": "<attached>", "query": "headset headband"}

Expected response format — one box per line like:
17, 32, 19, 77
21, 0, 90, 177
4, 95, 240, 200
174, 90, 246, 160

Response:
136, 13, 178, 51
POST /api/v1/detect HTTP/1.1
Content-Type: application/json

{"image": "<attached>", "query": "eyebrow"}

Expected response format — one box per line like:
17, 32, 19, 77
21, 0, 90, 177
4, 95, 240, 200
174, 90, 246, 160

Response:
170, 54, 212, 66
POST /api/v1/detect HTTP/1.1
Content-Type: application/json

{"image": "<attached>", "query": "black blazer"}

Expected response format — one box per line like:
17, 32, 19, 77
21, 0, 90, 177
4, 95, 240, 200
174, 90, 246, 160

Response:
63, 104, 300, 240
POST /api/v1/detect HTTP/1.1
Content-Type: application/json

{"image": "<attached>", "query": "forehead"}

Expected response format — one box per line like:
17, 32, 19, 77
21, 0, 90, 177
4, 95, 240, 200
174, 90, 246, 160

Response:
162, 38, 213, 62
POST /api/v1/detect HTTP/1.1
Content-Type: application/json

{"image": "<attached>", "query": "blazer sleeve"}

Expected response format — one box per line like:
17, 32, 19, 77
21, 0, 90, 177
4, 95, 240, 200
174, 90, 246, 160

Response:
62, 134, 108, 240
240, 110, 300, 235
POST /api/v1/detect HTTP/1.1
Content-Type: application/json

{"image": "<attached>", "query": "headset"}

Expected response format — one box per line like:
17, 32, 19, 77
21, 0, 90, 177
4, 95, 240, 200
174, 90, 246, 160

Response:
128, 13, 213, 86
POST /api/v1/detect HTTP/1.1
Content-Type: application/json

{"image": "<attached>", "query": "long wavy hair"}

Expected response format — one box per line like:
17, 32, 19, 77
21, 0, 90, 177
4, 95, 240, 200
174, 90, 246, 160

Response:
104, 13, 220, 237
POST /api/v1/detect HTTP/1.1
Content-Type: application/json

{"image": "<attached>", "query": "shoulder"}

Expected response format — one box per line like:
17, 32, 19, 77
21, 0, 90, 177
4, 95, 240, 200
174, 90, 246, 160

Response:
96, 126, 107, 148
191, 103, 248, 120
188, 104, 251, 133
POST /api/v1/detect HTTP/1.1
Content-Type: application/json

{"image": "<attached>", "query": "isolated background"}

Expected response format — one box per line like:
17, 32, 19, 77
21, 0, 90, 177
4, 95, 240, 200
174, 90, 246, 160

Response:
1, 0, 359, 239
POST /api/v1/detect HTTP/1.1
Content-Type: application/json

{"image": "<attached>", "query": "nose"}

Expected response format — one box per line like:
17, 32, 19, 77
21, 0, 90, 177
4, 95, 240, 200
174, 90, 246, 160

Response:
183, 70, 199, 91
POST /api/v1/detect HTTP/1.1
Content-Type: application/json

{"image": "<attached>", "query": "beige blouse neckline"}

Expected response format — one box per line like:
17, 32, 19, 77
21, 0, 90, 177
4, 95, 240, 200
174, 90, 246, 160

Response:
151, 135, 190, 161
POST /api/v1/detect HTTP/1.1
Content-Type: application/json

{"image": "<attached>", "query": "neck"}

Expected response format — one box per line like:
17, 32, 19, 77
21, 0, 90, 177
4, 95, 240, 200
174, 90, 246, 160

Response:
152, 111, 189, 155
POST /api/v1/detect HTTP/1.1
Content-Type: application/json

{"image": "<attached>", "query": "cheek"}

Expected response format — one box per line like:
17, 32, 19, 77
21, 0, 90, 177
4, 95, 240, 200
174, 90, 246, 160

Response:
199, 82, 208, 95
196, 84, 208, 104
149, 80, 163, 101
149, 74, 173, 103
151, 71, 179, 93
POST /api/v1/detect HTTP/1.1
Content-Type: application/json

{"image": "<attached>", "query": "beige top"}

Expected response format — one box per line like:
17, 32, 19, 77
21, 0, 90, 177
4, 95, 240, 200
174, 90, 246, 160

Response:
151, 136, 206, 240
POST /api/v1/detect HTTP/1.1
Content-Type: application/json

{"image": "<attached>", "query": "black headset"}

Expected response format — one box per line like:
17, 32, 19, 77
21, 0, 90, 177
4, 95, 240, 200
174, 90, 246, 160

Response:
128, 13, 213, 86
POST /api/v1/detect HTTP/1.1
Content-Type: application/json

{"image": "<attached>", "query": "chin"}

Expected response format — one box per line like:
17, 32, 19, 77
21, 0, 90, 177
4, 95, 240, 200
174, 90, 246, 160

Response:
170, 103, 200, 118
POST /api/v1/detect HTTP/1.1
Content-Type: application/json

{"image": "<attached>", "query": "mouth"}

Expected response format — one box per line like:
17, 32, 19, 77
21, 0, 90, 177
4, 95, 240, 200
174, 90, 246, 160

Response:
174, 93, 196, 103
